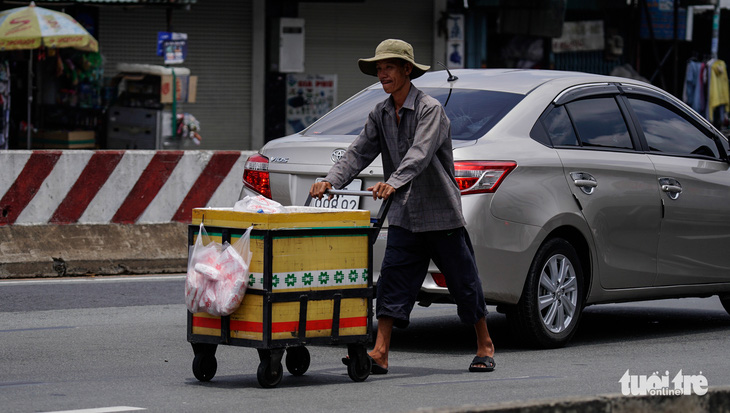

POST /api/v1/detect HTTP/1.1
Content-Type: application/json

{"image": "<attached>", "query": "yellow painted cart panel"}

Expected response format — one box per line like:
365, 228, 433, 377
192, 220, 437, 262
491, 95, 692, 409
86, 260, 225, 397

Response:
187, 207, 374, 347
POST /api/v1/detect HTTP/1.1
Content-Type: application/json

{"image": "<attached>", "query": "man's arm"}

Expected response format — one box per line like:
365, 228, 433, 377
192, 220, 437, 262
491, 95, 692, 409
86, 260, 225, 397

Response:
310, 111, 382, 199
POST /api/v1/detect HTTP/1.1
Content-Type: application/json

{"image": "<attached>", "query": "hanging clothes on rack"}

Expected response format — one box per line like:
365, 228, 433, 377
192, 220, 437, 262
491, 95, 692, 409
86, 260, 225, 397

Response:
682, 57, 730, 127
708, 59, 730, 126
683, 59, 705, 116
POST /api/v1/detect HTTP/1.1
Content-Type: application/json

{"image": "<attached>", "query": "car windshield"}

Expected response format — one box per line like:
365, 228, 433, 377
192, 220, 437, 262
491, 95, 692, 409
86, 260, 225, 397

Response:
302, 87, 524, 141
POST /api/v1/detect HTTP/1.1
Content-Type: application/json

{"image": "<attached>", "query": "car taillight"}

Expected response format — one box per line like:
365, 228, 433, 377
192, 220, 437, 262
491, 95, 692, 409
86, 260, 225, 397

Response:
431, 273, 448, 288
243, 154, 272, 198
454, 161, 516, 195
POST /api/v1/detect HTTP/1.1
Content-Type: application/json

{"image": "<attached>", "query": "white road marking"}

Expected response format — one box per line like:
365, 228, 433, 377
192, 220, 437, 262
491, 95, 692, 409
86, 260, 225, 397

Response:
0, 274, 185, 286
40, 407, 146, 413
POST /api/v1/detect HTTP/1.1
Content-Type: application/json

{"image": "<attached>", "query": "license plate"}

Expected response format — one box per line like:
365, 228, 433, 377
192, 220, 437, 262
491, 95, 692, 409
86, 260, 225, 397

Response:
312, 178, 362, 210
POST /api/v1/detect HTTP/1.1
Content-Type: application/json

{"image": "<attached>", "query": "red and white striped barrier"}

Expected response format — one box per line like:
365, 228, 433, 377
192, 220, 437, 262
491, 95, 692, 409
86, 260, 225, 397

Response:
0, 150, 255, 226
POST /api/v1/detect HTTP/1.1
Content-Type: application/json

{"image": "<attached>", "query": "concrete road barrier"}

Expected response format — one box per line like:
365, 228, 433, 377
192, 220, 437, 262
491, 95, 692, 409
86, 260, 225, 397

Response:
0, 149, 256, 278
0, 223, 188, 277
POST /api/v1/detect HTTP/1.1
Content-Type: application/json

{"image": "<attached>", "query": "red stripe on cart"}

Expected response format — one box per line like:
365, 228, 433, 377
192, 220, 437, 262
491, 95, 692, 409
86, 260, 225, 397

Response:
0, 151, 62, 226
192, 316, 221, 330
230, 317, 367, 334
230, 320, 263, 333
269, 320, 327, 333
111, 151, 184, 224
339, 316, 368, 328
49, 151, 125, 224
171, 151, 241, 223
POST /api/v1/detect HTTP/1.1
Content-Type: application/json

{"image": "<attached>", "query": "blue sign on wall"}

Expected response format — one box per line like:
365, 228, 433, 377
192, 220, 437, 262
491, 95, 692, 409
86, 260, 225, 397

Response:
640, 0, 687, 40
157, 32, 188, 64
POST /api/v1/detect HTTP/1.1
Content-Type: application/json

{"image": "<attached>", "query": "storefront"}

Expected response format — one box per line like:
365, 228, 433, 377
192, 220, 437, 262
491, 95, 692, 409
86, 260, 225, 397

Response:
97, 0, 255, 150
450, 0, 729, 129
264, 0, 437, 142
0, 2, 101, 150
0, 0, 258, 151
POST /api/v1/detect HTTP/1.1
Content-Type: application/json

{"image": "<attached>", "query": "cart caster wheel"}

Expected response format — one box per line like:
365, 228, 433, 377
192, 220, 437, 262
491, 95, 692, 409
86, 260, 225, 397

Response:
285, 346, 310, 376
347, 353, 371, 382
257, 358, 283, 388
192, 353, 217, 382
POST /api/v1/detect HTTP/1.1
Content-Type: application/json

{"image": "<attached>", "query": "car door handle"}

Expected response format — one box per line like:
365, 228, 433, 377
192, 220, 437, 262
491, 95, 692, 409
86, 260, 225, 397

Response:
570, 172, 597, 195
574, 179, 597, 187
658, 177, 682, 200
661, 184, 682, 193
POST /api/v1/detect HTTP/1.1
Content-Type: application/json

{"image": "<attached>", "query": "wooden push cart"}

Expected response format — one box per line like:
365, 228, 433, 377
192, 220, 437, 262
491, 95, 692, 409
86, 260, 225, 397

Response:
187, 190, 389, 388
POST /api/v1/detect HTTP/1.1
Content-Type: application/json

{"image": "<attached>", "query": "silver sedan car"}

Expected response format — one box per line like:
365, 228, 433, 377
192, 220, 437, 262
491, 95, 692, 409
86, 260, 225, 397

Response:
240, 69, 730, 348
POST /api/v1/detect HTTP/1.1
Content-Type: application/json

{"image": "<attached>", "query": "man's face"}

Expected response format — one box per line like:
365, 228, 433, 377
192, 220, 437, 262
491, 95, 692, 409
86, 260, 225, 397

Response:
376, 58, 412, 96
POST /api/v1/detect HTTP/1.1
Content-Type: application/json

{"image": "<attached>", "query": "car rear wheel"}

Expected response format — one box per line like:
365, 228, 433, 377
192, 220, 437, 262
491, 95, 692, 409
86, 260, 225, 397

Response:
508, 238, 584, 349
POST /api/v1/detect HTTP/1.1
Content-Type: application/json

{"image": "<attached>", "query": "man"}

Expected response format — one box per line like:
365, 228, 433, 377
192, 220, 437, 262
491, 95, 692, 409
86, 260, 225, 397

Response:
309, 39, 495, 373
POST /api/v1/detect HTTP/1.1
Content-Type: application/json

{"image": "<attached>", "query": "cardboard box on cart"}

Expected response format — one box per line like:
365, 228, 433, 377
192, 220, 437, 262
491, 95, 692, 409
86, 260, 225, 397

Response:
33, 130, 96, 149
188, 206, 374, 346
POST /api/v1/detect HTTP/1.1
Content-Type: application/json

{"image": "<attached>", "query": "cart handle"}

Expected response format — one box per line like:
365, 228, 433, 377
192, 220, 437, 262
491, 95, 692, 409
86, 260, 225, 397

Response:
326, 189, 376, 197
328, 189, 391, 240
304, 188, 392, 241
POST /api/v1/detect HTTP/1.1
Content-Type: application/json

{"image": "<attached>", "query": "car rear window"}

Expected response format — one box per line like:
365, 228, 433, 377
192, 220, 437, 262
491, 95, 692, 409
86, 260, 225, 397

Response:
302, 87, 524, 141
542, 106, 579, 146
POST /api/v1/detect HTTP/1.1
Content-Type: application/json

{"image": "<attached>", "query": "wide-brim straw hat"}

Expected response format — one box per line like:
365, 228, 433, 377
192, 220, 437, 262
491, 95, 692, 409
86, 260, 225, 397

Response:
358, 39, 430, 79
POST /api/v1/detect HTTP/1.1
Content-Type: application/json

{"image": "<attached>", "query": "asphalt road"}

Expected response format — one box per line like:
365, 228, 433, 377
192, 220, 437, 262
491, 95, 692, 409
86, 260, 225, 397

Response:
1, 274, 730, 413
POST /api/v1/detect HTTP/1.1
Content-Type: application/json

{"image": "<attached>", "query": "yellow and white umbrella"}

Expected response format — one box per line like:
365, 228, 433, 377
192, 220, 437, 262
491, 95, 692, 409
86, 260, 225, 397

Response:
0, 2, 98, 52
0, 1, 99, 147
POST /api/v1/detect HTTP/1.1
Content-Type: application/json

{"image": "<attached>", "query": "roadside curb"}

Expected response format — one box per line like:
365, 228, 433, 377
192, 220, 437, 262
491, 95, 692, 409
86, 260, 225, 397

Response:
413, 386, 730, 413
0, 223, 187, 278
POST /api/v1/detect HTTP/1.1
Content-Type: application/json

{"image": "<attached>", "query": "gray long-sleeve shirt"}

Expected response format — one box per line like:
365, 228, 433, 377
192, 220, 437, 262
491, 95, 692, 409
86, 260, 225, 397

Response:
324, 84, 466, 232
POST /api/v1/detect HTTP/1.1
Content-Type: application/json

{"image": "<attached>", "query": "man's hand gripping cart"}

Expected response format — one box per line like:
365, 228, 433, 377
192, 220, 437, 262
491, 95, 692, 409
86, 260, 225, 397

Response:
187, 190, 390, 388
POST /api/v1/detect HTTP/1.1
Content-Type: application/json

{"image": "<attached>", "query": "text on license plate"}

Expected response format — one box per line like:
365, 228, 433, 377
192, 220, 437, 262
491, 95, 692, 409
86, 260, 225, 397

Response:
312, 178, 362, 210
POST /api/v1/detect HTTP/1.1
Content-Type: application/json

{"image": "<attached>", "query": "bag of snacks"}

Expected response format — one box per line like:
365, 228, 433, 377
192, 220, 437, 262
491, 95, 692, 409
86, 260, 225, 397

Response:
186, 223, 253, 316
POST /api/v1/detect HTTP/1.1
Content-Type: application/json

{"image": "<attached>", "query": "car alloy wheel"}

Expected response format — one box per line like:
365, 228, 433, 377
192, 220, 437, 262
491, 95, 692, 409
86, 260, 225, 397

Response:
539, 253, 579, 333
509, 237, 584, 348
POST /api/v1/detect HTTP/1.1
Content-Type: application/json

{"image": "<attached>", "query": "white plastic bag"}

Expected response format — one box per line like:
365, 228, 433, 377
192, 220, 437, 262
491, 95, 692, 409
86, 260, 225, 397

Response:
185, 223, 253, 316
233, 195, 286, 214
185, 224, 220, 314
215, 230, 253, 315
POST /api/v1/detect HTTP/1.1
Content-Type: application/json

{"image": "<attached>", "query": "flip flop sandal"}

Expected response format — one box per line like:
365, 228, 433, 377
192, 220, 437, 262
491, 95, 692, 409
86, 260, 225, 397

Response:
368, 355, 388, 375
469, 355, 495, 372
342, 355, 389, 374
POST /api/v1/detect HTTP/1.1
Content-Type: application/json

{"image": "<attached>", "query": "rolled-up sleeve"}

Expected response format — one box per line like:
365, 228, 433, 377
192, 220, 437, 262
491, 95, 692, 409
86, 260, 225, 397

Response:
325, 111, 382, 189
